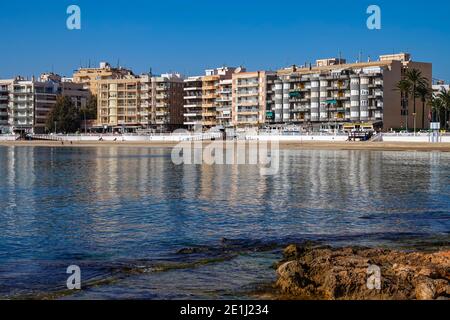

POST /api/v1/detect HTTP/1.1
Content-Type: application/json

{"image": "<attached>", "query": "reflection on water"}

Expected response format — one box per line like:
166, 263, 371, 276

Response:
0, 146, 449, 299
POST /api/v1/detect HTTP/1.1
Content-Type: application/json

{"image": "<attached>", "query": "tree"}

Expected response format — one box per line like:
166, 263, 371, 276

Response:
82, 94, 97, 120
429, 95, 443, 124
405, 69, 428, 132
45, 96, 81, 133
416, 82, 432, 129
79, 95, 97, 133
438, 88, 450, 130
395, 79, 412, 130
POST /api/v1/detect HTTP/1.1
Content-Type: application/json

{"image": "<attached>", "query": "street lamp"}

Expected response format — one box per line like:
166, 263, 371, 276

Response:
413, 112, 417, 136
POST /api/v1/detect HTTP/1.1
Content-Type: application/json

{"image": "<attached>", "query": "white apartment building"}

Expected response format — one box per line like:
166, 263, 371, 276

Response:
0, 75, 89, 134
8, 78, 35, 134
216, 79, 233, 126
0, 80, 12, 133
183, 76, 203, 129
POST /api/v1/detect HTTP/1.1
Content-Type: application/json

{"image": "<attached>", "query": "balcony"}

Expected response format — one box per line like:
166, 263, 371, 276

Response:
156, 94, 168, 99
237, 81, 259, 88
216, 107, 231, 112
216, 98, 232, 103
237, 108, 259, 114
184, 104, 202, 109
184, 86, 202, 91
237, 91, 258, 97
156, 85, 169, 91
238, 101, 259, 107
184, 113, 201, 117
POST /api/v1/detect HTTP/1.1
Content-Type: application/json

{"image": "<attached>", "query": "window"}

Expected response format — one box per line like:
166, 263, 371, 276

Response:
361, 89, 369, 95
360, 78, 369, 85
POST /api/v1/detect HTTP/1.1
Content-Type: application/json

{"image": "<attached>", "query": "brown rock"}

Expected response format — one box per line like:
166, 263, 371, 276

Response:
274, 245, 450, 300
415, 278, 436, 300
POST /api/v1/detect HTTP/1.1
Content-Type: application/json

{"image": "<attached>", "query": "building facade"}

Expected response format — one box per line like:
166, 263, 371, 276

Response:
0, 80, 12, 133
232, 71, 275, 127
184, 67, 239, 129
275, 53, 432, 131
97, 73, 184, 132
151, 73, 184, 130
73, 62, 134, 96
0, 74, 89, 134
216, 78, 233, 127
183, 76, 203, 129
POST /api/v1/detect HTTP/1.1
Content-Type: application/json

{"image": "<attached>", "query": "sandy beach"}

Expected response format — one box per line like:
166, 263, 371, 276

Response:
1, 140, 450, 152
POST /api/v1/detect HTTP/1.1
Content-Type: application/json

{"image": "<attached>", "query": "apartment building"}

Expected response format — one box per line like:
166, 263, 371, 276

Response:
0, 74, 90, 134
97, 73, 184, 131
7, 78, 35, 134
232, 71, 276, 127
0, 80, 11, 133
151, 73, 184, 130
183, 67, 239, 129
216, 78, 233, 126
97, 75, 148, 131
183, 76, 203, 129
73, 62, 134, 95
276, 53, 432, 131
433, 81, 449, 95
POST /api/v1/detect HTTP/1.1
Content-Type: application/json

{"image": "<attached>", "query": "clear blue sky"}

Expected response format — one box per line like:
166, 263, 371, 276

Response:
1, 0, 449, 81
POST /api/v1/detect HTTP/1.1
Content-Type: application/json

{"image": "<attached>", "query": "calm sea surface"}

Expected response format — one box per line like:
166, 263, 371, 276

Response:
0, 146, 449, 299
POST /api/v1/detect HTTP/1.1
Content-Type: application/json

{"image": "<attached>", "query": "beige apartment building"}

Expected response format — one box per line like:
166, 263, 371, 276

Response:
97, 76, 150, 131
97, 73, 184, 131
275, 53, 432, 131
184, 67, 239, 129
73, 62, 134, 96
232, 71, 276, 127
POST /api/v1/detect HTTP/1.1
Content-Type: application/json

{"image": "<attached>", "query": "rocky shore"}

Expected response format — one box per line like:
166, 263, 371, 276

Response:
274, 244, 449, 300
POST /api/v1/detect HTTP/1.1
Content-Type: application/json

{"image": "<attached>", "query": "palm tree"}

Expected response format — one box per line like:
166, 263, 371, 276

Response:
438, 88, 450, 130
429, 95, 443, 124
416, 82, 432, 129
405, 69, 427, 133
395, 79, 412, 130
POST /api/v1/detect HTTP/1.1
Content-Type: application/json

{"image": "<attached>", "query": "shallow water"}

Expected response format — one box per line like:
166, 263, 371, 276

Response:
0, 146, 449, 299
